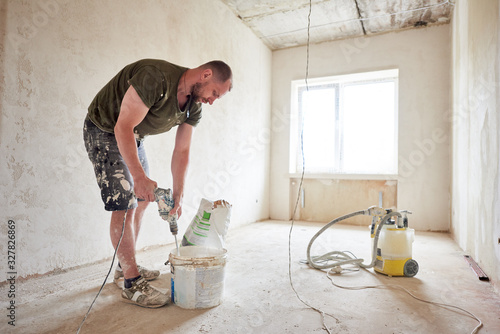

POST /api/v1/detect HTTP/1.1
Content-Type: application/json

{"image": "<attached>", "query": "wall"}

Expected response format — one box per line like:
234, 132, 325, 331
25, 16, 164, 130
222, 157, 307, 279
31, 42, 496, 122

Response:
290, 179, 397, 225
451, 0, 500, 291
271, 24, 451, 231
0, 0, 271, 280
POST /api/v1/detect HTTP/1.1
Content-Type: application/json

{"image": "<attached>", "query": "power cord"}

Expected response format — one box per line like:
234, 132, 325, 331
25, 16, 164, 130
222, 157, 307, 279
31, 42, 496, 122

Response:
286, 1, 473, 333
326, 269, 483, 334
287, 1, 339, 333
304, 210, 483, 333
76, 208, 128, 334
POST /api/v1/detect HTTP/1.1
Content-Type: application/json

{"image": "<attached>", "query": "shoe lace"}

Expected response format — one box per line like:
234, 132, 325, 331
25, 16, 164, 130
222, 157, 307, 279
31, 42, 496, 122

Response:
135, 279, 152, 294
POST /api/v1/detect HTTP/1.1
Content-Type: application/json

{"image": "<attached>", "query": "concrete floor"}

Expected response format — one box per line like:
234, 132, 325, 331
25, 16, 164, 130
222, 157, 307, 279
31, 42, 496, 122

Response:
4, 220, 500, 334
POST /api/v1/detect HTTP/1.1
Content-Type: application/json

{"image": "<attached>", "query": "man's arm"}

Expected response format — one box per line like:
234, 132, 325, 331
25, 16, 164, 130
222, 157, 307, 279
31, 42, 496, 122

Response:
170, 122, 194, 218
115, 85, 157, 202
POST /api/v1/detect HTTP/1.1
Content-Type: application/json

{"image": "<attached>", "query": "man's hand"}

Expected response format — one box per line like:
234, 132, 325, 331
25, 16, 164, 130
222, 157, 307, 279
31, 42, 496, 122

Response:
134, 175, 157, 202
169, 198, 182, 219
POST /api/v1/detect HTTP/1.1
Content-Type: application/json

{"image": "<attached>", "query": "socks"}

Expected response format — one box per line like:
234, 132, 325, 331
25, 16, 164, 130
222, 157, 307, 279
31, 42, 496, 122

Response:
124, 275, 141, 289
119, 262, 141, 289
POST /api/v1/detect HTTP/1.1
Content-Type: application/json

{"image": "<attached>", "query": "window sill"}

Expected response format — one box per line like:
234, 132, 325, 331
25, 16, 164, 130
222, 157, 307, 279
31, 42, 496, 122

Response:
288, 173, 398, 181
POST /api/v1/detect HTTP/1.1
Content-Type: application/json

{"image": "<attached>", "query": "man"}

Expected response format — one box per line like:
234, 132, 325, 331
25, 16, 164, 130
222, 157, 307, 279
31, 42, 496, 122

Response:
83, 59, 232, 308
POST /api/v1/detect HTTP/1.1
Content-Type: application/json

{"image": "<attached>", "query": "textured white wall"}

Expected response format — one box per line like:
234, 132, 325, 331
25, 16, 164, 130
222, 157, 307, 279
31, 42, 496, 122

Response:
0, 0, 271, 279
271, 25, 451, 231
451, 0, 500, 292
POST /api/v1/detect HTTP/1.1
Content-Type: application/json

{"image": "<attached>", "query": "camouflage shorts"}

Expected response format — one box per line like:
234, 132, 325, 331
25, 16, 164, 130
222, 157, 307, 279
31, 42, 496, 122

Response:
83, 117, 149, 211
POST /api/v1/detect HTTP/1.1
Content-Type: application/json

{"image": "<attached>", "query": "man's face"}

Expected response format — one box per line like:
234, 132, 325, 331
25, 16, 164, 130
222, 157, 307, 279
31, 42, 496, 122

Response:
191, 78, 231, 105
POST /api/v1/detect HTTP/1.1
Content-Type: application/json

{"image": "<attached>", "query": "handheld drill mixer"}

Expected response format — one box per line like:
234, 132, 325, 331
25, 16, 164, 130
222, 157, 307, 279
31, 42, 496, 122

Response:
154, 187, 179, 255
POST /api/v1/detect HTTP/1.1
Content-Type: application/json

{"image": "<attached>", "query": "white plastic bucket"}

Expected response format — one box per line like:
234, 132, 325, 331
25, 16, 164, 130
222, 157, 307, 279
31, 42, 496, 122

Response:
169, 246, 227, 309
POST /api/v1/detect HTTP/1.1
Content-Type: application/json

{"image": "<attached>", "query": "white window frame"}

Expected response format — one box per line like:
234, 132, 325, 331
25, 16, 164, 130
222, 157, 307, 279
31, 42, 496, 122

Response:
289, 69, 399, 180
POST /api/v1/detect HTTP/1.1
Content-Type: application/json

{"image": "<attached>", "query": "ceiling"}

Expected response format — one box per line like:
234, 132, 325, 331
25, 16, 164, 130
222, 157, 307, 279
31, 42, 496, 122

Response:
220, 0, 454, 50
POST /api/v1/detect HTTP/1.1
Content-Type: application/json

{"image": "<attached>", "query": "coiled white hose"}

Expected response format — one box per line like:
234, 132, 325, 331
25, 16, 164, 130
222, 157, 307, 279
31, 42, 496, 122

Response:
305, 209, 483, 334
306, 210, 402, 270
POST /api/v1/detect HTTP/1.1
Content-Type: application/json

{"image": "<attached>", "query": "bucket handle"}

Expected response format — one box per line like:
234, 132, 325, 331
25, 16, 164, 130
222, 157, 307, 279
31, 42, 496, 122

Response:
165, 260, 175, 275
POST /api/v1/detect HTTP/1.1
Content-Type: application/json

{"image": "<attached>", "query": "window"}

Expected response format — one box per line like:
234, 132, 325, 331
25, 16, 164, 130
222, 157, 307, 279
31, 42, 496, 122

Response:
290, 69, 398, 175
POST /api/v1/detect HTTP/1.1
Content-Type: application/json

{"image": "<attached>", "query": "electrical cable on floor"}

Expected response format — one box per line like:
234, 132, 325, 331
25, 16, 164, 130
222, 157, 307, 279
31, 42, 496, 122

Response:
287, 1, 338, 333
304, 210, 483, 333
325, 270, 483, 334
285, 0, 478, 332
76, 209, 128, 334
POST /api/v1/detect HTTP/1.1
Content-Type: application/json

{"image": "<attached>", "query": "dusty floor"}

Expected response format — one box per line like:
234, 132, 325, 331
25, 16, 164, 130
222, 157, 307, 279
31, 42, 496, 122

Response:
3, 220, 500, 334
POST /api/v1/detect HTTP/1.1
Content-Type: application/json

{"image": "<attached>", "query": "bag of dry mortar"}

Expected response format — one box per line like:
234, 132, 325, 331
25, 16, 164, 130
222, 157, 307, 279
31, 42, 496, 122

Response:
181, 198, 232, 249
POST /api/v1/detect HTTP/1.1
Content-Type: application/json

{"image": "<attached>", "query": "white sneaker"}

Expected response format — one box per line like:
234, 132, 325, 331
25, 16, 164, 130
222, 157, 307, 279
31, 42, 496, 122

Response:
121, 277, 169, 308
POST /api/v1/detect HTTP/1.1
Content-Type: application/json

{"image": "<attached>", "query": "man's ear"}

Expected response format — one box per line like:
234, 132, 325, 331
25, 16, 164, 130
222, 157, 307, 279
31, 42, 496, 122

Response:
201, 69, 213, 81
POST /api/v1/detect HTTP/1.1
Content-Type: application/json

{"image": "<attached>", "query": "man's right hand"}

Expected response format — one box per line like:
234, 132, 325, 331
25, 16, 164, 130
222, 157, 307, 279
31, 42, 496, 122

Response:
133, 175, 158, 202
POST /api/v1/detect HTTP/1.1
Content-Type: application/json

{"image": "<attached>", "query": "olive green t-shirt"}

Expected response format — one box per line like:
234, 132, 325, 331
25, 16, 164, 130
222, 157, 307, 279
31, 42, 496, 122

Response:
87, 59, 202, 139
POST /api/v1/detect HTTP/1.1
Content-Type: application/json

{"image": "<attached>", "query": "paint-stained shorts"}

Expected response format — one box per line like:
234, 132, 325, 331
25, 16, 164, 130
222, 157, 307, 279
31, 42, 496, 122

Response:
83, 117, 149, 211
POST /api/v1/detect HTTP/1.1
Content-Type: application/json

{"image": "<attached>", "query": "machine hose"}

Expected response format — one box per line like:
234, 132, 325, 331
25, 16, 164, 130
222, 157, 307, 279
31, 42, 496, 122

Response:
306, 210, 402, 270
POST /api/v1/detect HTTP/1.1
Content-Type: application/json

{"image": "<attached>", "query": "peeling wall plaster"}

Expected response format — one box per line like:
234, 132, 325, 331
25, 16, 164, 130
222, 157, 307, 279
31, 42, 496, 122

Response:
0, 0, 271, 279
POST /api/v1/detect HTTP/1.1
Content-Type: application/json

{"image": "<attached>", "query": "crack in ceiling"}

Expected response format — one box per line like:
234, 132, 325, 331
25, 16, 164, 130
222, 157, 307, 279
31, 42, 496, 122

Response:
220, 0, 454, 50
